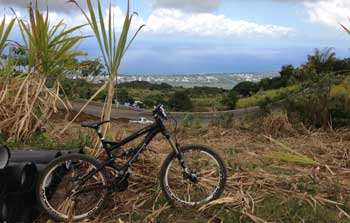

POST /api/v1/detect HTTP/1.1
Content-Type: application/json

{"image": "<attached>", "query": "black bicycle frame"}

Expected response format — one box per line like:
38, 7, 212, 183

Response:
77, 118, 183, 186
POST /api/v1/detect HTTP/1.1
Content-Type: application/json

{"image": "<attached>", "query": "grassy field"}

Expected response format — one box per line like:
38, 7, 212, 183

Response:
126, 87, 226, 112
166, 82, 235, 90
236, 85, 302, 109
23, 111, 350, 223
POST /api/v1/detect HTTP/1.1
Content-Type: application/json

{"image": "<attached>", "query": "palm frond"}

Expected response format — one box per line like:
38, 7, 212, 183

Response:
0, 17, 16, 56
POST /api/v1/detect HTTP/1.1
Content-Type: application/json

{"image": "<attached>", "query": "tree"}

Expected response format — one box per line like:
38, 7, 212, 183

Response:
333, 58, 350, 74
168, 91, 193, 111
143, 94, 167, 108
117, 88, 134, 103
233, 81, 259, 96
152, 82, 173, 90
259, 77, 287, 91
302, 48, 336, 75
79, 59, 104, 77
222, 90, 239, 110
280, 64, 296, 80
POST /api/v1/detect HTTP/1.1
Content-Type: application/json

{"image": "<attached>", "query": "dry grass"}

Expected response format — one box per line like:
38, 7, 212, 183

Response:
0, 74, 70, 141
34, 113, 350, 222
262, 111, 298, 137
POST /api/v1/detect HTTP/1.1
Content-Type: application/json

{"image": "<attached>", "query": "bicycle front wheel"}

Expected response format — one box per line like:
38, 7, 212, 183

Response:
160, 145, 227, 206
36, 154, 108, 222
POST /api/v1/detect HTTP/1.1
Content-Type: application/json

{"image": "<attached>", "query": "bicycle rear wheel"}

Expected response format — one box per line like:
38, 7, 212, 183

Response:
36, 154, 108, 222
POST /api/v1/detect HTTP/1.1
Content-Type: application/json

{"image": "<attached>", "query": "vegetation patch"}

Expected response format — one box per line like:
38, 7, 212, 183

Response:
236, 85, 301, 109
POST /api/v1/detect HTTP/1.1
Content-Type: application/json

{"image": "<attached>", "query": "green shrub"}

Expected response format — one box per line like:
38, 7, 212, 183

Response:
210, 112, 235, 128
27, 130, 93, 149
117, 88, 134, 103
236, 85, 301, 109
143, 94, 168, 108
222, 90, 239, 109
168, 91, 193, 112
29, 132, 58, 149
329, 78, 350, 126
94, 88, 108, 102
285, 74, 335, 128
182, 114, 202, 129
63, 131, 94, 149
330, 79, 350, 100
233, 81, 259, 96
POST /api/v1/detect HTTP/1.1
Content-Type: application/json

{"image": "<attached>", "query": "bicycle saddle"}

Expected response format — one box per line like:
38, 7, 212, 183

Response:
81, 120, 111, 129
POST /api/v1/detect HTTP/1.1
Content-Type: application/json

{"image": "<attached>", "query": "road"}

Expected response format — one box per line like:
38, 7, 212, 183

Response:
70, 99, 262, 122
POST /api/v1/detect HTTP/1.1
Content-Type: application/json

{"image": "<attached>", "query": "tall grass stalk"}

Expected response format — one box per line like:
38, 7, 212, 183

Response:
64, 0, 144, 136
0, 3, 85, 141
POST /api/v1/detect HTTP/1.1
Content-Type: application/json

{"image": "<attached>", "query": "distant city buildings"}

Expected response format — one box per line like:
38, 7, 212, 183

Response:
66, 72, 279, 89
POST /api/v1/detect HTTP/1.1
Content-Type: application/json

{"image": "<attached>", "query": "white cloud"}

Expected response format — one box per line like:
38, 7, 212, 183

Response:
0, 0, 87, 13
50, 6, 145, 32
304, 0, 350, 26
107, 6, 145, 31
46, 7, 293, 38
144, 9, 293, 37
151, 0, 221, 13
48, 12, 86, 27
3, 4, 293, 40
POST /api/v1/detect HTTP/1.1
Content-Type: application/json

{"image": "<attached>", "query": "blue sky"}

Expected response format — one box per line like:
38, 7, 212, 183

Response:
2, 0, 350, 74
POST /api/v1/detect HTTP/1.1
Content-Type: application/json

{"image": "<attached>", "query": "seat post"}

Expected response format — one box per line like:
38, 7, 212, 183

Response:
95, 127, 112, 158
95, 127, 104, 141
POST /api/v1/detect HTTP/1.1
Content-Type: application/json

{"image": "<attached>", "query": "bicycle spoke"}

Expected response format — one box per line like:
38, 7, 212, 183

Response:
186, 183, 191, 202
67, 200, 76, 221
198, 169, 217, 178
58, 196, 73, 214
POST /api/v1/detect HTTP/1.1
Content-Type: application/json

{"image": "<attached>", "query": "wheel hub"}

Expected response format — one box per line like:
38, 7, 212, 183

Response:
184, 170, 199, 183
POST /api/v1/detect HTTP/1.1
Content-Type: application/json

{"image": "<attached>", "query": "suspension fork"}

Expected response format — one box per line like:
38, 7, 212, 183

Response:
163, 130, 191, 175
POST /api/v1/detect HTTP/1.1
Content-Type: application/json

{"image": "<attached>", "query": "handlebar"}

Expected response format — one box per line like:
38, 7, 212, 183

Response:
152, 104, 168, 120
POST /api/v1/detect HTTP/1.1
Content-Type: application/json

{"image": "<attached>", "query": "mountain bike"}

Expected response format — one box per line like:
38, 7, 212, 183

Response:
36, 105, 227, 222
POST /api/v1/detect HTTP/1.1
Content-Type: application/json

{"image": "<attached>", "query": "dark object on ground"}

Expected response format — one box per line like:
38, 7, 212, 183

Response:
0, 145, 10, 170
9, 150, 63, 164
0, 146, 83, 222
4, 162, 37, 192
